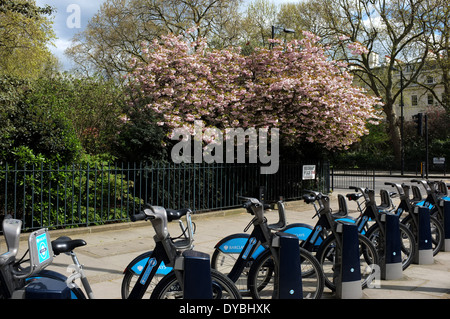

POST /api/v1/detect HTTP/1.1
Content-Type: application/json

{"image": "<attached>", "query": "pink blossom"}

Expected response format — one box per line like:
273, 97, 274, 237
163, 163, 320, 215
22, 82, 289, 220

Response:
347, 42, 370, 55
125, 32, 381, 150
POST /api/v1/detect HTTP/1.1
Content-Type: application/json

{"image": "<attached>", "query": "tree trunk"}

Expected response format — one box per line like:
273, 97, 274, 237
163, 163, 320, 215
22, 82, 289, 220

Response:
384, 101, 402, 166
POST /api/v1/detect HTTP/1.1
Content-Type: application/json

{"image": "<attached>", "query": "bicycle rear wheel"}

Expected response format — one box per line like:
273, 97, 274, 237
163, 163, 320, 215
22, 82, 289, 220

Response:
150, 269, 241, 299
247, 247, 324, 299
401, 214, 444, 255
316, 233, 379, 291
365, 223, 417, 271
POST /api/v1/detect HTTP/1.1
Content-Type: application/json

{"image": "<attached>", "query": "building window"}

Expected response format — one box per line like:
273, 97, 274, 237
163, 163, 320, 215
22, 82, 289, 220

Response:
411, 95, 418, 106
426, 76, 435, 84
427, 94, 434, 105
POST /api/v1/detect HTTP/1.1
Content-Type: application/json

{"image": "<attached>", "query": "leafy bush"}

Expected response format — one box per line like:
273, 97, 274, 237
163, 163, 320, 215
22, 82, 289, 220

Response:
0, 75, 83, 164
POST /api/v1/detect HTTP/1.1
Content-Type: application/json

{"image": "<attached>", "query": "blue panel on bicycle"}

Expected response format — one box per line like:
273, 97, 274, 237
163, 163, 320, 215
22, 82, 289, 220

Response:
417, 200, 434, 209
131, 258, 172, 275
283, 227, 322, 246
284, 226, 322, 245
251, 245, 266, 259
218, 237, 249, 253
218, 237, 265, 259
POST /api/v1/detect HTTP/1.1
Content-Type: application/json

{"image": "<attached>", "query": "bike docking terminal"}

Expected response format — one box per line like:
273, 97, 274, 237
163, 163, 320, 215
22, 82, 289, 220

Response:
272, 231, 303, 299
443, 200, 450, 252
414, 206, 434, 265
334, 221, 362, 299
380, 213, 403, 280
180, 250, 213, 299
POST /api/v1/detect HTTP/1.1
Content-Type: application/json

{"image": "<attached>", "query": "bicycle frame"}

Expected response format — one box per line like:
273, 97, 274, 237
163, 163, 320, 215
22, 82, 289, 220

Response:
216, 197, 305, 299
226, 198, 275, 283
300, 191, 352, 251
350, 187, 386, 238
387, 181, 432, 233
127, 205, 194, 299
412, 179, 449, 222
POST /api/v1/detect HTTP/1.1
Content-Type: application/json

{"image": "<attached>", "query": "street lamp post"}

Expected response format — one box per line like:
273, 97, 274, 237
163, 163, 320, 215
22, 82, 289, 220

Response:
400, 69, 404, 175
271, 25, 295, 49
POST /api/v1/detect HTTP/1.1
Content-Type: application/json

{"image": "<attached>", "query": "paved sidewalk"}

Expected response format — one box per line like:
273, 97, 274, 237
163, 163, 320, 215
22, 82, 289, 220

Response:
4, 191, 449, 299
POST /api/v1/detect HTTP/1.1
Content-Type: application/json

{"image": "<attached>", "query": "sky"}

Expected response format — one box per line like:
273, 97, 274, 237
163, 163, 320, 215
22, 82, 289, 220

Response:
35, 0, 104, 70
35, 0, 301, 71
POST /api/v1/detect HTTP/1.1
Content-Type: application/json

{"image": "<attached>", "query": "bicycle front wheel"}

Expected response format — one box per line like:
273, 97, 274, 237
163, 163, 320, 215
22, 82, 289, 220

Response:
365, 223, 417, 271
316, 233, 379, 291
211, 247, 251, 294
247, 247, 324, 299
401, 214, 444, 256
150, 269, 242, 299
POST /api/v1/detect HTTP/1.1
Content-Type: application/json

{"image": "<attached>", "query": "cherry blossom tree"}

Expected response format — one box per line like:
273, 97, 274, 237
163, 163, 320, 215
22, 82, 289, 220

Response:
125, 30, 381, 150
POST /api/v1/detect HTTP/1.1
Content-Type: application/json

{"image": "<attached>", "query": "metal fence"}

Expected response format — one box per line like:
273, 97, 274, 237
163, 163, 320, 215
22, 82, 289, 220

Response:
1, 161, 329, 231
330, 168, 376, 190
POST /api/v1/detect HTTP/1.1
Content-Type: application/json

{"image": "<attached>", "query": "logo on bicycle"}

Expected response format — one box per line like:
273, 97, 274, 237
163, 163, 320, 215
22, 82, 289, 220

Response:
223, 245, 244, 251
242, 237, 258, 260
36, 233, 50, 263
39, 242, 47, 259
140, 258, 158, 285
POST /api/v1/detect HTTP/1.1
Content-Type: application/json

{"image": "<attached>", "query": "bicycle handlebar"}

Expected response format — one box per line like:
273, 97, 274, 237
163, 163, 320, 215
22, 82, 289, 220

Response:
130, 205, 194, 247
348, 186, 377, 205
130, 211, 148, 222
348, 185, 366, 192
302, 190, 332, 219
238, 196, 262, 209
238, 196, 287, 230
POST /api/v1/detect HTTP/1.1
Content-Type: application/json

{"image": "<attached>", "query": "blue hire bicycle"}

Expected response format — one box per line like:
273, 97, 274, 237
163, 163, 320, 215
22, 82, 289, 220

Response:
0, 215, 94, 299
121, 204, 241, 299
211, 197, 325, 299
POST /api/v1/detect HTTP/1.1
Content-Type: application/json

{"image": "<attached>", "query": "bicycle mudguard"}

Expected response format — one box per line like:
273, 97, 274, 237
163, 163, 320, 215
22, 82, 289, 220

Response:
214, 233, 266, 259
283, 223, 323, 246
27, 269, 68, 283
125, 251, 172, 276
25, 270, 84, 299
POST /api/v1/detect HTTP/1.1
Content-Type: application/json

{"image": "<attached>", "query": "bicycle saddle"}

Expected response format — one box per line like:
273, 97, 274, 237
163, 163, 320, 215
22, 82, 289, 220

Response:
166, 208, 191, 222
302, 194, 316, 204
52, 236, 87, 255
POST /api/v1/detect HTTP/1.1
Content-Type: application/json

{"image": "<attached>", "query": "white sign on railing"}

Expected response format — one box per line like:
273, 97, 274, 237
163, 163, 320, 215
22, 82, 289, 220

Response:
302, 165, 316, 180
